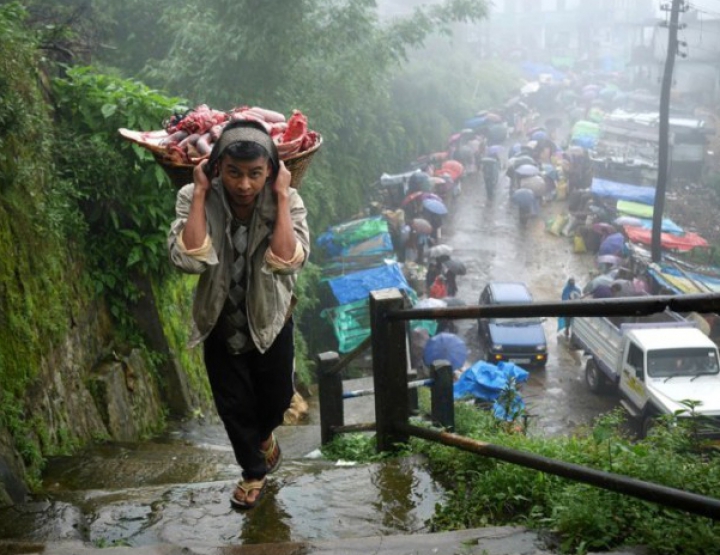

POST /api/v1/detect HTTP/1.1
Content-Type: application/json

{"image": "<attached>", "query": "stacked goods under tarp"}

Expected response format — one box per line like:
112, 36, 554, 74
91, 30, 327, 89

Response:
570, 120, 600, 150
315, 216, 406, 353
589, 178, 709, 252
321, 262, 415, 353
119, 104, 322, 189
316, 217, 395, 276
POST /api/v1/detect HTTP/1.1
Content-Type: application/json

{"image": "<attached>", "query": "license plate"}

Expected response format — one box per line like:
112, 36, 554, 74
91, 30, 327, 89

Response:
509, 358, 530, 364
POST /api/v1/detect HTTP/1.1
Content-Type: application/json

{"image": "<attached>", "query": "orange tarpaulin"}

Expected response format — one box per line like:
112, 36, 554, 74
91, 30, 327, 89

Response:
624, 226, 708, 252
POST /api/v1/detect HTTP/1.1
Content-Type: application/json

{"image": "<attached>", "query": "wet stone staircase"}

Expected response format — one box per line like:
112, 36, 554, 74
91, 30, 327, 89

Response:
0, 380, 643, 555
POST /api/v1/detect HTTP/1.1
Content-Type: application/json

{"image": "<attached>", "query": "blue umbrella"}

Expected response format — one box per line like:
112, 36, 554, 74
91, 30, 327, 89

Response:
422, 198, 448, 215
511, 188, 537, 211
423, 332, 467, 370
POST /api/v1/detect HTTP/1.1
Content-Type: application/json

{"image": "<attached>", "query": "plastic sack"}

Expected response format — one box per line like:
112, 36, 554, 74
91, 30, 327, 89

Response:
548, 213, 568, 236
573, 234, 587, 253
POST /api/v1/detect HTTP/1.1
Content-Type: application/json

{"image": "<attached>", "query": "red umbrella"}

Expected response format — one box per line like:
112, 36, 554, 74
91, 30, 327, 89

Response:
440, 160, 464, 181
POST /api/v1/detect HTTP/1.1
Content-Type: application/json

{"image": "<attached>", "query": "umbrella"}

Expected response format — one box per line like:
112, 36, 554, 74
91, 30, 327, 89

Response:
583, 274, 614, 295
486, 145, 503, 157
515, 164, 540, 177
415, 298, 447, 309
428, 244, 454, 259
509, 155, 535, 168
441, 160, 464, 181
423, 198, 448, 216
421, 192, 443, 203
598, 232, 625, 256
411, 218, 433, 235
444, 297, 466, 307
521, 81, 541, 95
401, 191, 424, 206
592, 222, 617, 236
443, 259, 467, 276
521, 175, 547, 197
423, 332, 468, 370
511, 188, 537, 211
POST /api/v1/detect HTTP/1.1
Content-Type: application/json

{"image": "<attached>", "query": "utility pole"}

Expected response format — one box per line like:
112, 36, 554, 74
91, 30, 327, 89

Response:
652, 0, 686, 263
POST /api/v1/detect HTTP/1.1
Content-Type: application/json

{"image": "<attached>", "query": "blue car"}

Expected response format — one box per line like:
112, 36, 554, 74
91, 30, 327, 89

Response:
477, 281, 548, 368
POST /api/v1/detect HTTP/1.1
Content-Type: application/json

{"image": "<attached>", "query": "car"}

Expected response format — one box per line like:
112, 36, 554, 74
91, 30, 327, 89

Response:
477, 281, 548, 368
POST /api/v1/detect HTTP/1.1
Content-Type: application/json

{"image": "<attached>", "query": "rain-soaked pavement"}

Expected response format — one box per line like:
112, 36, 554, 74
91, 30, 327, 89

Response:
445, 170, 617, 437
0, 167, 631, 554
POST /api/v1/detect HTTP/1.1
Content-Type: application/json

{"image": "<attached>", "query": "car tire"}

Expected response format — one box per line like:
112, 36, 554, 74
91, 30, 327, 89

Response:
585, 359, 607, 394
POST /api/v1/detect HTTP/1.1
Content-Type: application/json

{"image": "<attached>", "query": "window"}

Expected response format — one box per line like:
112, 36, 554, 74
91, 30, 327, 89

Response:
627, 343, 644, 380
647, 348, 720, 378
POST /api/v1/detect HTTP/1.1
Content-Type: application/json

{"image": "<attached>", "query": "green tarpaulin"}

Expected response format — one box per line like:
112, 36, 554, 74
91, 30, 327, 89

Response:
617, 200, 653, 219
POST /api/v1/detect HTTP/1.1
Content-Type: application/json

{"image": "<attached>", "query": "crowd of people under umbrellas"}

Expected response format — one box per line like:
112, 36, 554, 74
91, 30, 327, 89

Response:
368, 68, 680, 329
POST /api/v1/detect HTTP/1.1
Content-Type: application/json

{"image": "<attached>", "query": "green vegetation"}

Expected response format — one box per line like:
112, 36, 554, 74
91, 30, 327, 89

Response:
0, 2, 80, 482
321, 396, 720, 555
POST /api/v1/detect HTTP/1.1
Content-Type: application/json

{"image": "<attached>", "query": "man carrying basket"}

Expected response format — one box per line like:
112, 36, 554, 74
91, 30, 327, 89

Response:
168, 120, 310, 509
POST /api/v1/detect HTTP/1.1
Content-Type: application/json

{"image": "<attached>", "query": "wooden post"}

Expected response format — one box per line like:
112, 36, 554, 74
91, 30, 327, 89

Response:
407, 369, 419, 416
431, 360, 455, 431
370, 289, 410, 452
317, 351, 343, 446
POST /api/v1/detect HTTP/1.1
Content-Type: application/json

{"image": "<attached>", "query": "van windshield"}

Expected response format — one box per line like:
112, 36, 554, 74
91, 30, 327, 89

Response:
647, 348, 720, 378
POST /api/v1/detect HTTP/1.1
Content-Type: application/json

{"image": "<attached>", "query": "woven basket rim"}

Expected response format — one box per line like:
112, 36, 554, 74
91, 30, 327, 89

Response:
152, 135, 323, 171
283, 136, 323, 162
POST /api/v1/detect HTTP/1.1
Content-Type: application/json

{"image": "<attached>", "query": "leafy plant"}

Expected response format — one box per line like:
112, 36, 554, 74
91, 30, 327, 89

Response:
416, 405, 720, 554
52, 67, 186, 333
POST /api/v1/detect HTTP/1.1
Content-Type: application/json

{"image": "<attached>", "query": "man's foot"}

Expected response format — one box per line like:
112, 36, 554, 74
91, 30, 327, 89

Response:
230, 476, 267, 510
260, 433, 283, 474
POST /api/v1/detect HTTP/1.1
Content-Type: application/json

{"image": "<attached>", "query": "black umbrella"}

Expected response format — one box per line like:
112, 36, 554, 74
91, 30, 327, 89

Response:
444, 259, 467, 276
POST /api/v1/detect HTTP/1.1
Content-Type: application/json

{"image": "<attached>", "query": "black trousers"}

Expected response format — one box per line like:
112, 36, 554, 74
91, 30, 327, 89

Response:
204, 320, 295, 480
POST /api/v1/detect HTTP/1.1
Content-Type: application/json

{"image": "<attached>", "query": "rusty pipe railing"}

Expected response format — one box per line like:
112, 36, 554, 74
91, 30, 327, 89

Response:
388, 293, 720, 322
399, 423, 720, 520
368, 289, 720, 520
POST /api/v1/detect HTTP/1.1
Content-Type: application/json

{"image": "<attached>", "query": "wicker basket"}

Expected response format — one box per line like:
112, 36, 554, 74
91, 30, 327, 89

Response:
284, 136, 323, 189
154, 136, 323, 190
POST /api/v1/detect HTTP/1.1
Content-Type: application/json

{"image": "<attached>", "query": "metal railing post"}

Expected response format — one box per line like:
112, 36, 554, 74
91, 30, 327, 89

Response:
370, 289, 410, 452
317, 351, 343, 446
407, 369, 419, 416
431, 360, 455, 431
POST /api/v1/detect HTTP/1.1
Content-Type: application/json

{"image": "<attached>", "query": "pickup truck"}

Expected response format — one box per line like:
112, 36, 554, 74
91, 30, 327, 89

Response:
571, 311, 720, 438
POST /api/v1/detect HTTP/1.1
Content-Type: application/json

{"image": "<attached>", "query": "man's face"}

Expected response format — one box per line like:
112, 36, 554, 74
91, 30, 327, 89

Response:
220, 156, 272, 209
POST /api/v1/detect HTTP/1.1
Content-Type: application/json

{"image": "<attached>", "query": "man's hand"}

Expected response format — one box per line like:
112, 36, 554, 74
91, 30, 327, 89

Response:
273, 161, 292, 199
194, 160, 212, 196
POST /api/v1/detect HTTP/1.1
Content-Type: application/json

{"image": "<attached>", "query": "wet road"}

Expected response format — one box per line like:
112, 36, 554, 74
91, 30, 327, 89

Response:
443, 171, 617, 436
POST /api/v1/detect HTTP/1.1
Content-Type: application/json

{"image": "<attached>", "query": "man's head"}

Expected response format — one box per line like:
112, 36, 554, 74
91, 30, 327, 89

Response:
208, 121, 280, 210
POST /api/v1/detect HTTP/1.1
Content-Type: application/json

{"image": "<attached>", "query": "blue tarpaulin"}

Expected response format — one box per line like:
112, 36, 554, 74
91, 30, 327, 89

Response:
636, 218, 684, 235
591, 178, 656, 206
327, 262, 412, 306
453, 360, 529, 402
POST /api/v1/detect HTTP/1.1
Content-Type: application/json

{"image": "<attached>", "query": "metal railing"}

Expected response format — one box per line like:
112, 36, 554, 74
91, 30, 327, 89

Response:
317, 288, 720, 520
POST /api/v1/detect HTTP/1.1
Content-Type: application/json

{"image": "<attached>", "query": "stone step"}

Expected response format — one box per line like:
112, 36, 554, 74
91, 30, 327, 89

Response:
0, 526, 645, 555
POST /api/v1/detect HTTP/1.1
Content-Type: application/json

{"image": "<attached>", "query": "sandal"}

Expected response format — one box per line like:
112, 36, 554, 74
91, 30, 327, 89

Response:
261, 433, 283, 474
230, 477, 267, 510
